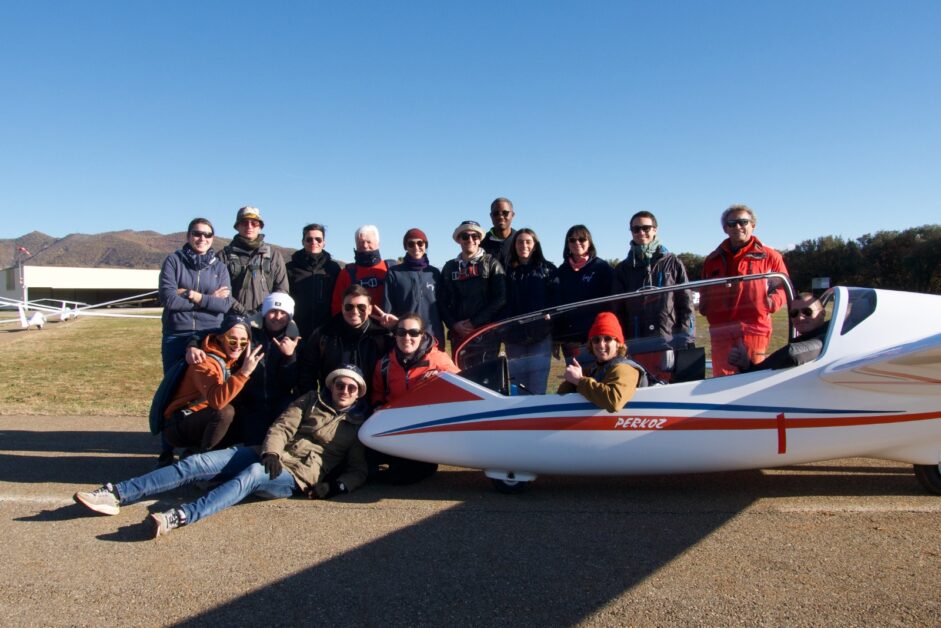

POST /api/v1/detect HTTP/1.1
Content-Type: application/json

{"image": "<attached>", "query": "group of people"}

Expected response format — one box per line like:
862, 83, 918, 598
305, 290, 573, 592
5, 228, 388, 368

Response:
74, 199, 829, 537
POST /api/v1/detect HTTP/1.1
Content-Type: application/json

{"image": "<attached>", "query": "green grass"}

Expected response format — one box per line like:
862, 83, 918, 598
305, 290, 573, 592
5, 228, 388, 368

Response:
0, 317, 162, 416
0, 308, 794, 416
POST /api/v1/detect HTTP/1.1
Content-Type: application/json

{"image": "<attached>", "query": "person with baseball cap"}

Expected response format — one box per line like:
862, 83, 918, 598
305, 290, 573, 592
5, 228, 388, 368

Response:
221, 205, 289, 316
74, 365, 369, 538
557, 312, 648, 412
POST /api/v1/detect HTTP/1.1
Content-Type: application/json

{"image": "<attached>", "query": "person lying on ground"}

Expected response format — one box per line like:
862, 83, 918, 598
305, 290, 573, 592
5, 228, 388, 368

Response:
73, 365, 370, 538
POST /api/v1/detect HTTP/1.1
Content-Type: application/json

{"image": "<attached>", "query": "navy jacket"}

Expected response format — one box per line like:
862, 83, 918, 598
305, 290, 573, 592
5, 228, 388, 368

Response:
158, 248, 233, 335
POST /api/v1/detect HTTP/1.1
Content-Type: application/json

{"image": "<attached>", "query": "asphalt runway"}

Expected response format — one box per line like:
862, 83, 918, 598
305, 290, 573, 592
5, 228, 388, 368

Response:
1, 415, 939, 626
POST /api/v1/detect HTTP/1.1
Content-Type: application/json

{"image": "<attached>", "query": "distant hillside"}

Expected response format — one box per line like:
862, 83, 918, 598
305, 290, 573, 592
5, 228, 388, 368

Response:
0, 230, 296, 270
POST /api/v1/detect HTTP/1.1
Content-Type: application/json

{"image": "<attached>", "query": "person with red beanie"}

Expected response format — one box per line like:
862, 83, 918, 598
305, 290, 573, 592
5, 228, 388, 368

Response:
382, 228, 446, 347
557, 312, 647, 412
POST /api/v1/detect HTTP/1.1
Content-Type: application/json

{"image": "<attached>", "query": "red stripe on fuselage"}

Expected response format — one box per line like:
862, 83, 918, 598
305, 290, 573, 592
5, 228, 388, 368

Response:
383, 409, 941, 437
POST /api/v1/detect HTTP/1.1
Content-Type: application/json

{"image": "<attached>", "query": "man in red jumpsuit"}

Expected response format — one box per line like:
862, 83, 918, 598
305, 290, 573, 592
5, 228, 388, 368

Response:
700, 205, 791, 376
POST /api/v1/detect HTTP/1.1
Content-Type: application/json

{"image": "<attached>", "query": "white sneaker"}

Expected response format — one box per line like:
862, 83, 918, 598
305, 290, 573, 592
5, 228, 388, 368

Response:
149, 509, 185, 537
74, 484, 120, 516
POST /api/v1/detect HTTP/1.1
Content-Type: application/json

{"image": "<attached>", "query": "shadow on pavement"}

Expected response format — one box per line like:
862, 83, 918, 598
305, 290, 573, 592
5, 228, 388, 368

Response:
0, 429, 154, 455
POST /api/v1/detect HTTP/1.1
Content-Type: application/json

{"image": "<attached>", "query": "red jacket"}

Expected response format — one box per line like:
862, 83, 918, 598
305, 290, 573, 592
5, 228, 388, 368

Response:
372, 339, 459, 407
700, 236, 790, 336
331, 261, 389, 315
164, 334, 249, 419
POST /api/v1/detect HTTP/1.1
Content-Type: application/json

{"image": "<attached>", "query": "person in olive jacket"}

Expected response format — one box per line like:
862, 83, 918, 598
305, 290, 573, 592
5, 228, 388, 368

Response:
73, 365, 369, 538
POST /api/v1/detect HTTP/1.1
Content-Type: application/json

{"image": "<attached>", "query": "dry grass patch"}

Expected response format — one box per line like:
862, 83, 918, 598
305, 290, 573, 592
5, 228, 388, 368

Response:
0, 317, 162, 416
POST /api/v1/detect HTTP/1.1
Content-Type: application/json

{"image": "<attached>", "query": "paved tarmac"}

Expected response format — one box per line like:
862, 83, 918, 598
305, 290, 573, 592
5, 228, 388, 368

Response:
1, 414, 940, 627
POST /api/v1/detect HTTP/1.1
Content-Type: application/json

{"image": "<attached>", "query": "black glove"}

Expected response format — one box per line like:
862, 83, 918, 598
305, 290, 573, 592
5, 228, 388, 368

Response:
310, 480, 348, 499
262, 454, 283, 480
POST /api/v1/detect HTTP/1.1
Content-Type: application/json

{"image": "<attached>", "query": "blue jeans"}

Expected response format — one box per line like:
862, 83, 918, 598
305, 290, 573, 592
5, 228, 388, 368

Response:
505, 337, 552, 394
114, 446, 297, 525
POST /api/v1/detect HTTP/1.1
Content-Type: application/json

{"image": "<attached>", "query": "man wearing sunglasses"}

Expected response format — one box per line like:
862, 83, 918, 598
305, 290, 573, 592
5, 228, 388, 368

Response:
439, 220, 506, 365
729, 293, 828, 372
74, 365, 369, 537
481, 197, 516, 269
700, 204, 790, 375
222, 206, 289, 317
612, 211, 694, 381
297, 285, 392, 397
286, 223, 342, 340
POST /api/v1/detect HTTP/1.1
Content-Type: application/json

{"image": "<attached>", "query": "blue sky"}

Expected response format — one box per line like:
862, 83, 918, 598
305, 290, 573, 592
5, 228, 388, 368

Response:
2, 1, 938, 264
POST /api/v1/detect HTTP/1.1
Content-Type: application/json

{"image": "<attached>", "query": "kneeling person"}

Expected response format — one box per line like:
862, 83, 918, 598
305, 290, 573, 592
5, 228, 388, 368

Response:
370, 313, 459, 484
74, 366, 370, 537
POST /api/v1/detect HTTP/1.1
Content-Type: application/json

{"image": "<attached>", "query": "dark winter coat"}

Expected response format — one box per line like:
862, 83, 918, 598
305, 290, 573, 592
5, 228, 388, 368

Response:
383, 262, 445, 347
612, 246, 694, 345
286, 249, 343, 340
158, 247, 233, 335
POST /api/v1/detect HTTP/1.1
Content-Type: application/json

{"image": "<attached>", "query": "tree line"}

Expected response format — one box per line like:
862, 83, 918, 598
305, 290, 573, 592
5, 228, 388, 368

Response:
675, 224, 941, 295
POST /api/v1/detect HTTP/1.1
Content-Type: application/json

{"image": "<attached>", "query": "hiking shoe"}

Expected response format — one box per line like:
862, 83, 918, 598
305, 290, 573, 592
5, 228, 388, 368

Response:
150, 508, 185, 537
156, 450, 176, 468
73, 483, 120, 516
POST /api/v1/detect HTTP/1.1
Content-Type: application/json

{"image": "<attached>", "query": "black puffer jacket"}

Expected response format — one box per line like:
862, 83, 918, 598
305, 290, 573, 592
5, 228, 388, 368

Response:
296, 315, 392, 395
286, 249, 343, 340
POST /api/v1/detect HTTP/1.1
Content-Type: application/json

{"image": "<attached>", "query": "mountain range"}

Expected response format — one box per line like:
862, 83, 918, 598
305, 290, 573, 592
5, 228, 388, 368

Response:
1, 230, 298, 270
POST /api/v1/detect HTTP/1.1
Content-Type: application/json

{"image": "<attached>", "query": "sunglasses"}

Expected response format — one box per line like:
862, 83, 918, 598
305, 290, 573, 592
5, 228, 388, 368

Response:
630, 225, 654, 234
189, 230, 214, 239
304, 236, 323, 244
459, 232, 481, 242
332, 381, 359, 394
406, 239, 425, 248
491, 210, 511, 218
725, 218, 752, 228
239, 219, 262, 228
567, 237, 588, 244
590, 335, 618, 344
789, 306, 819, 318
222, 335, 249, 348
343, 303, 369, 314
394, 327, 422, 338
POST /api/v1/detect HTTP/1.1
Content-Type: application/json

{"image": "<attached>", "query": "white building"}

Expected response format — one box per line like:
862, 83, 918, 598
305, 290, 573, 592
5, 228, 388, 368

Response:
2, 265, 160, 305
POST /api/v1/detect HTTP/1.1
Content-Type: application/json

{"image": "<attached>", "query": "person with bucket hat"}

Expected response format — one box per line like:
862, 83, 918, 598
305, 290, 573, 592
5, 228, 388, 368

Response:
222, 205, 289, 316
438, 220, 506, 366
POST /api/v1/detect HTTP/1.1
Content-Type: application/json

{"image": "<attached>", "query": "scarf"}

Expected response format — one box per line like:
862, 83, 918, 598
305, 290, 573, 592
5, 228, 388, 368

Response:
303, 251, 327, 271
233, 234, 263, 251
354, 249, 382, 267
181, 243, 217, 271
404, 254, 430, 271
567, 254, 590, 272
629, 238, 662, 265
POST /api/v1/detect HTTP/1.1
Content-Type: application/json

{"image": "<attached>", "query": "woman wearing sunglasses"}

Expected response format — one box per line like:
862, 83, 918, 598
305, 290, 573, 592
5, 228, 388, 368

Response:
382, 228, 446, 348
370, 313, 458, 483
554, 224, 614, 370
557, 312, 647, 412
157, 218, 234, 373
160, 315, 263, 454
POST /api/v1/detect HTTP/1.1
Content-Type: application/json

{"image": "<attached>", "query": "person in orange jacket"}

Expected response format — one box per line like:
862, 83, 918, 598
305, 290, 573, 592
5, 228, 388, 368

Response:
369, 312, 459, 484
699, 205, 790, 376
161, 315, 263, 453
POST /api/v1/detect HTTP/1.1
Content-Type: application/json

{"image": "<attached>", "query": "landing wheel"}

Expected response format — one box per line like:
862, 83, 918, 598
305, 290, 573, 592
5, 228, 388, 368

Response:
492, 478, 528, 494
913, 464, 941, 495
